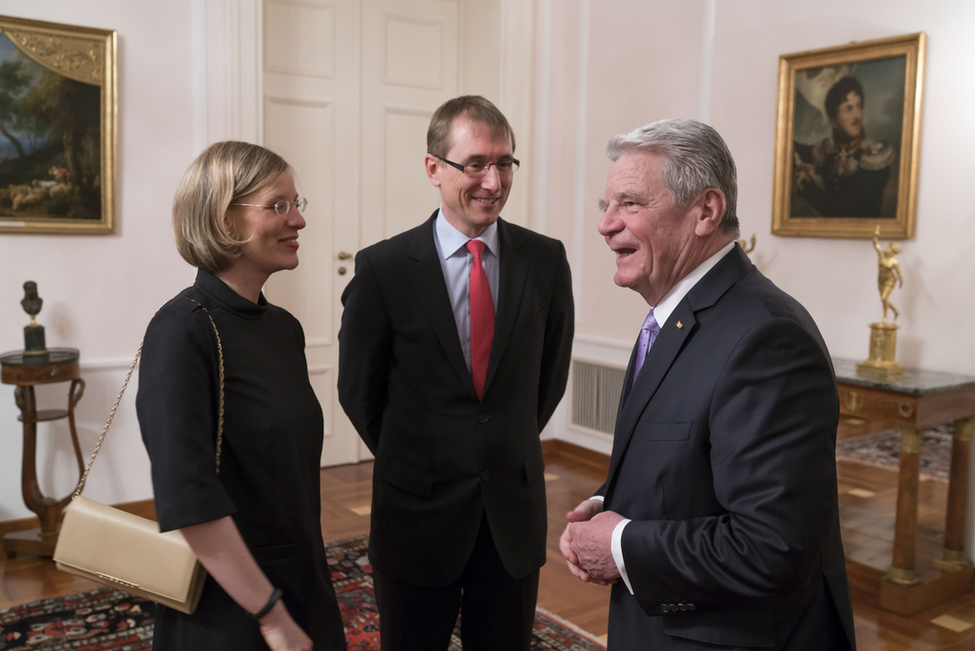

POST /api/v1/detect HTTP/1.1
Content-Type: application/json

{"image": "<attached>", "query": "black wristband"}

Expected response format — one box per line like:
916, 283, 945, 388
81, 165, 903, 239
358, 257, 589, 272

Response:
248, 587, 283, 620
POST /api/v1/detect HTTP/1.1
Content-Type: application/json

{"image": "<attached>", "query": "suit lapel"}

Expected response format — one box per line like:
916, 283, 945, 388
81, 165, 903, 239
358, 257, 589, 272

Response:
483, 219, 528, 396
407, 213, 478, 398
605, 303, 697, 501
617, 339, 640, 412
604, 246, 753, 504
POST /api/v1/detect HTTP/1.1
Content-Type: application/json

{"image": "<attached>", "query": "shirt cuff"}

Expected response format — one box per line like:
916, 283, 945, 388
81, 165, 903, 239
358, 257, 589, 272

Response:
589, 495, 604, 502
611, 518, 634, 594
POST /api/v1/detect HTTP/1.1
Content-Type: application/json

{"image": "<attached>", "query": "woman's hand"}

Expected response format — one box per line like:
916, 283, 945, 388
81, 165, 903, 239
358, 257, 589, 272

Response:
180, 518, 313, 648
259, 601, 313, 651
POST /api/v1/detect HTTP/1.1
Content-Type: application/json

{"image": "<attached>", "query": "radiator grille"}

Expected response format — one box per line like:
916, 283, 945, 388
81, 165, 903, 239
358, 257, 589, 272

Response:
570, 360, 625, 435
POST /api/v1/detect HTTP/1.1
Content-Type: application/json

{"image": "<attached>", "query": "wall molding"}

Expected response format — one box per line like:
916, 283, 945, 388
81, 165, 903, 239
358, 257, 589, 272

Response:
79, 358, 139, 373
229, 0, 262, 142
571, 0, 590, 313
498, 0, 534, 229
0, 499, 155, 537
532, 0, 553, 235
573, 333, 633, 367
698, 0, 717, 123
305, 336, 334, 349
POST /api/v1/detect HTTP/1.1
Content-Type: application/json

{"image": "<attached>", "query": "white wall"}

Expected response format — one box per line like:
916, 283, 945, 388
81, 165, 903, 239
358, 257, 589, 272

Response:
710, 0, 975, 372
0, 0, 223, 521
532, 0, 975, 554
3, 0, 973, 557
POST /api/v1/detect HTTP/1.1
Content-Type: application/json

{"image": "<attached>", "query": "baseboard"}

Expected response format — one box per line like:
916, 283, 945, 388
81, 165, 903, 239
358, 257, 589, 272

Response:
0, 499, 156, 539
542, 438, 610, 475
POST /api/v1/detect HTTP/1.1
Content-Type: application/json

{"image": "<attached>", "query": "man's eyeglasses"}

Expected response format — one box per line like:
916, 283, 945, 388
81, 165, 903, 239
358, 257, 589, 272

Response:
435, 156, 520, 177
231, 198, 308, 215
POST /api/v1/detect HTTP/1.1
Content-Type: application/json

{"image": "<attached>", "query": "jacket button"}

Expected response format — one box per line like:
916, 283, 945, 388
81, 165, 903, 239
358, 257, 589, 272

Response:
479, 413, 490, 424
481, 471, 492, 481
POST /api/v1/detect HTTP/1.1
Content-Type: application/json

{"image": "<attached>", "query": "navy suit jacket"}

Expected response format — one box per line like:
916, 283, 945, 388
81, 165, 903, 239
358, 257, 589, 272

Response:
601, 246, 856, 650
338, 212, 574, 587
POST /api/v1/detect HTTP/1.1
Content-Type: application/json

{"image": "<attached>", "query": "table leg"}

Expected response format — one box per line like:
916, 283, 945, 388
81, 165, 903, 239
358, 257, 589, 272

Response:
16, 386, 50, 531
56, 378, 86, 512
7, 380, 85, 558
885, 426, 922, 586
937, 417, 973, 570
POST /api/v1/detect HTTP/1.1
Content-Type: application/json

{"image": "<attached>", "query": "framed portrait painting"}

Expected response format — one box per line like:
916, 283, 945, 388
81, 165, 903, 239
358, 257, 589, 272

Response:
0, 15, 117, 235
771, 33, 925, 239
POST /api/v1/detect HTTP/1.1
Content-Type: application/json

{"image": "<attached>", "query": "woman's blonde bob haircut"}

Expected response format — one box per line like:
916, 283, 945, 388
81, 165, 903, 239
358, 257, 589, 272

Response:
173, 141, 291, 273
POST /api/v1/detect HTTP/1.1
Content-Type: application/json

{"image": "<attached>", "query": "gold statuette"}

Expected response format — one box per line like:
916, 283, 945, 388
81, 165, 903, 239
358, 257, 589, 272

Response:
858, 227, 905, 377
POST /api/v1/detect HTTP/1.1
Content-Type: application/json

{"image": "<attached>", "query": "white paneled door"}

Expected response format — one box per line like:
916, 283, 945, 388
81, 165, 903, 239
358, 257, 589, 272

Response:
260, 0, 464, 467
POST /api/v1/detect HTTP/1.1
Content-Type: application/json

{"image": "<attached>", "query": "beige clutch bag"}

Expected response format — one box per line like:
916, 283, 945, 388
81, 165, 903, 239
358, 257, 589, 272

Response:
53, 301, 224, 615
54, 496, 207, 613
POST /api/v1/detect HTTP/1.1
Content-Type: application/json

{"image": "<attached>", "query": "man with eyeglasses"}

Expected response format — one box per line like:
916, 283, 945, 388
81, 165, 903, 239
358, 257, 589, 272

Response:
338, 95, 574, 650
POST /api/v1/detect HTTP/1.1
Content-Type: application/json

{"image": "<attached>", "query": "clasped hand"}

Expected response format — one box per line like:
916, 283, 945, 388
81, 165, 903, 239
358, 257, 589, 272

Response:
558, 499, 624, 586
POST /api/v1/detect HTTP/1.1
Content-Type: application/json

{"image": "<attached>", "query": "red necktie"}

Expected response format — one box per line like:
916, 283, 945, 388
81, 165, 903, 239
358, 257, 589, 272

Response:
466, 240, 494, 399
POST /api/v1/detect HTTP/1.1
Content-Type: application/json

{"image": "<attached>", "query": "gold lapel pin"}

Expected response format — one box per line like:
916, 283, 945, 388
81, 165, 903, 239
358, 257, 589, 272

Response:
676, 321, 683, 329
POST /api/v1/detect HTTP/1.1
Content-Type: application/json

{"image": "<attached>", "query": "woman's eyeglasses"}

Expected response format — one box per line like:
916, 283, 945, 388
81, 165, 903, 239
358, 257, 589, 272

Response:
231, 198, 308, 215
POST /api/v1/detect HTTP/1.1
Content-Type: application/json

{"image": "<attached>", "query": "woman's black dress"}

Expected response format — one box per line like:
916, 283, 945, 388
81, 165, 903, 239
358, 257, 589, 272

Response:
136, 270, 346, 650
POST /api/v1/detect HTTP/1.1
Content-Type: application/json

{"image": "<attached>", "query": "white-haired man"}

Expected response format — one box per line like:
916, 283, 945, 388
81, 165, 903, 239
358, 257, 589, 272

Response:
560, 119, 856, 650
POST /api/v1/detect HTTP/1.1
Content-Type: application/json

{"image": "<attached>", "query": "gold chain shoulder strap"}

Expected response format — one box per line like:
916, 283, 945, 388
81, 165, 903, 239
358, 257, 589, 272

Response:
73, 299, 226, 499
187, 299, 226, 474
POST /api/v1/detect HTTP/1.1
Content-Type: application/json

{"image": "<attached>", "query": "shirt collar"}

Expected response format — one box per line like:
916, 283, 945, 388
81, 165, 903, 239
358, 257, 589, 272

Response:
653, 241, 735, 329
435, 208, 499, 259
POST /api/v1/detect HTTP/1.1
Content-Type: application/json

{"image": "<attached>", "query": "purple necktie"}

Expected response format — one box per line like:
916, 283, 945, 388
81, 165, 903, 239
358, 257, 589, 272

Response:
633, 309, 660, 384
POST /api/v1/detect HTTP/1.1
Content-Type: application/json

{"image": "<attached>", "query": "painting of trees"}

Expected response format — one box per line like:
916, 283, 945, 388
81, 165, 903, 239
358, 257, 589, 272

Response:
0, 35, 101, 221
0, 59, 32, 158
0, 16, 115, 234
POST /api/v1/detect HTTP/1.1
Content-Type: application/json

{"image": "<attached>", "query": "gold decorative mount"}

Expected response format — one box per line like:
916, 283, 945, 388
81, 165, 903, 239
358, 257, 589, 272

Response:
934, 549, 973, 572
955, 418, 974, 443
2, 27, 104, 85
884, 566, 920, 587
899, 427, 922, 455
736, 234, 756, 254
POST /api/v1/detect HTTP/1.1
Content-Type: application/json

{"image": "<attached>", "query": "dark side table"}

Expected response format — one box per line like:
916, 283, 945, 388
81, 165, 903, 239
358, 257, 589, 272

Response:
1, 348, 85, 557
833, 358, 975, 615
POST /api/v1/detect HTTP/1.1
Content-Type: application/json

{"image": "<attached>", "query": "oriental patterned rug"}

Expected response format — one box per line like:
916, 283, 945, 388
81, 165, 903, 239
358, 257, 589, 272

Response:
0, 534, 605, 651
835, 423, 952, 483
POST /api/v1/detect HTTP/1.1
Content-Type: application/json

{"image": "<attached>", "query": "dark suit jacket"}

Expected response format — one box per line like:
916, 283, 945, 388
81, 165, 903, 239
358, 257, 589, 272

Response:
338, 212, 574, 587
601, 246, 856, 650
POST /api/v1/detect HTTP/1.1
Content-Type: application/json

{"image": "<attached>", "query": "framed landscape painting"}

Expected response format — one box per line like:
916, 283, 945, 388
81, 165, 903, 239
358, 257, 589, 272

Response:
771, 33, 925, 239
0, 15, 116, 235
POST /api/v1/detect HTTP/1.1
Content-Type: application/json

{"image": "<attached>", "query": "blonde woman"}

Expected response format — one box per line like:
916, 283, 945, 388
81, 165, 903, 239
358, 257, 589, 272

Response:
137, 142, 346, 651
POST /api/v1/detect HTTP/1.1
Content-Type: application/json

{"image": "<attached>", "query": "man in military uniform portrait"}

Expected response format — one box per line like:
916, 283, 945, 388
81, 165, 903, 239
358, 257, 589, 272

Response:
792, 75, 897, 217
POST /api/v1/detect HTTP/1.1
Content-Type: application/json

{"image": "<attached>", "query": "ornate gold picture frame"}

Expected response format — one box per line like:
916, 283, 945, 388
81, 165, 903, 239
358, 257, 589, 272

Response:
0, 15, 117, 235
771, 33, 925, 239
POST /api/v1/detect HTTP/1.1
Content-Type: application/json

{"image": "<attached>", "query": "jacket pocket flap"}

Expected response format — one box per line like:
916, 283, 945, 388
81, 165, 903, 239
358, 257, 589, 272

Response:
641, 421, 692, 441
379, 455, 434, 498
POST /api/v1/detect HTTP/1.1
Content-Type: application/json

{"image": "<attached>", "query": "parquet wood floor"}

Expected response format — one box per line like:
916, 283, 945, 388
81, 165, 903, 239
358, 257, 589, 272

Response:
2, 429, 974, 649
